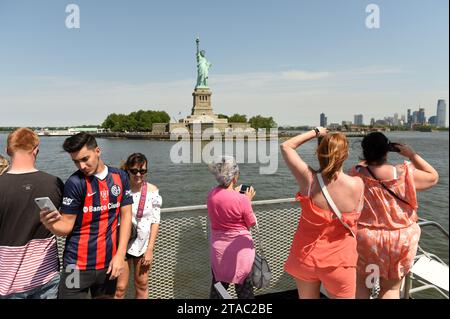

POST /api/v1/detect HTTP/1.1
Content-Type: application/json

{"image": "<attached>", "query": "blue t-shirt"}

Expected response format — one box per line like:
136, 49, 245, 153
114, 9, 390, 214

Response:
61, 166, 133, 270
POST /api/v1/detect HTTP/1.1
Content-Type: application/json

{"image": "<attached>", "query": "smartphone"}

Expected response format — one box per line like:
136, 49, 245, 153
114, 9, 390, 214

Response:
239, 184, 251, 194
388, 143, 400, 152
34, 197, 57, 212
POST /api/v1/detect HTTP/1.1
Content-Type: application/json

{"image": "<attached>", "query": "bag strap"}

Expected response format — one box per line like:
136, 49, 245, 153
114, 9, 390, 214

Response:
363, 165, 412, 208
136, 182, 147, 219
253, 216, 266, 258
316, 173, 356, 237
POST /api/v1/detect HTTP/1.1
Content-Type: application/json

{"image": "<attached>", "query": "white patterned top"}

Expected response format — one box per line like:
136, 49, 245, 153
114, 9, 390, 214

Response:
126, 186, 162, 257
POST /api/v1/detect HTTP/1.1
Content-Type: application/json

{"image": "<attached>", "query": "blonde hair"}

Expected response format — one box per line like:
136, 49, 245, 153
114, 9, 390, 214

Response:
0, 155, 9, 175
316, 133, 349, 181
7, 128, 39, 156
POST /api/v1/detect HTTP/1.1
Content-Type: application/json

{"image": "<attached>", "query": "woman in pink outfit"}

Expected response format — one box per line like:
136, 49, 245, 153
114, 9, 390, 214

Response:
207, 156, 256, 299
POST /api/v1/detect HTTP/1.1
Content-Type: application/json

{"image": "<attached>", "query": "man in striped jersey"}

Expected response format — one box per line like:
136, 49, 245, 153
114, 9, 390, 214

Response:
0, 128, 64, 299
40, 133, 133, 299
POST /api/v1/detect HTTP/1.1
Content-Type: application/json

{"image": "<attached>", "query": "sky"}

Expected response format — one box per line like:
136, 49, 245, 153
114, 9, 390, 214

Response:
0, 0, 448, 127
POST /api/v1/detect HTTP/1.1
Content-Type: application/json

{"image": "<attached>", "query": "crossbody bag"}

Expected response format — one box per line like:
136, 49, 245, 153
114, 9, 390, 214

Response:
130, 182, 148, 240
359, 165, 413, 208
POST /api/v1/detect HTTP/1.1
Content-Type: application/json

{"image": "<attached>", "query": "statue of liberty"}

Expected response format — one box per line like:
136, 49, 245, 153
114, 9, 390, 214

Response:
196, 37, 212, 88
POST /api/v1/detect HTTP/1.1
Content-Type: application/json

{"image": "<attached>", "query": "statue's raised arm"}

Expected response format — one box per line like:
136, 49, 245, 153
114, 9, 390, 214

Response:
196, 37, 200, 56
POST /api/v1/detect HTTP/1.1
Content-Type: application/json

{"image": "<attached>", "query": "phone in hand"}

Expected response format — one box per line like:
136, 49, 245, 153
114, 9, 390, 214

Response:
388, 142, 401, 152
239, 184, 251, 194
34, 197, 57, 212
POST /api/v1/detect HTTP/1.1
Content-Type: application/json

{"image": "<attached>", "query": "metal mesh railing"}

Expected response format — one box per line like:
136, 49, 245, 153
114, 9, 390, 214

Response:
55, 202, 450, 299
56, 198, 300, 299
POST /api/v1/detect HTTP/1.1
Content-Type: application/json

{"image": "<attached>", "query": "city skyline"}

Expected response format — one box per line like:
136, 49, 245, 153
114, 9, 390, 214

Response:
319, 99, 448, 128
0, 0, 448, 127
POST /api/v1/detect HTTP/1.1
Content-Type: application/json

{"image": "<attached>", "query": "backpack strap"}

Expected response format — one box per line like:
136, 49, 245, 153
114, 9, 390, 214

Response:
316, 173, 356, 237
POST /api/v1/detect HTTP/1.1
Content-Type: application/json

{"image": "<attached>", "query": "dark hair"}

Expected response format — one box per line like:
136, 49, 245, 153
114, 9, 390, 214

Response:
63, 133, 98, 153
361, 132, 390, 165
121, 153, 148, 171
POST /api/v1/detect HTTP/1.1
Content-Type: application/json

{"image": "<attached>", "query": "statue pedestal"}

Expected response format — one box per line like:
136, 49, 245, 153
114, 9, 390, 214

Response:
181, 88, 227, 134
191, 88, 214, 116
165, 86, 252, 135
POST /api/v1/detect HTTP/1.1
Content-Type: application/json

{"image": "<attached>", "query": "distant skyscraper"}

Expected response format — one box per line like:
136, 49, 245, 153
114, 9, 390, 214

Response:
320, 113, 327, 127
393, 113, 399, 126
412, 111, 419, 124
428, 116, 437, 125
354, 114, 363, 126
407, 108, 412, 125
385, 116, 394, 126
370, 118, 375, 126
436, 99, 447, 127
418, 108, 426, 125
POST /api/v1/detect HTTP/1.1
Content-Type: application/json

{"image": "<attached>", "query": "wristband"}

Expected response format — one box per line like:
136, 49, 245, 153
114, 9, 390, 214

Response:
314, 127, 320, 137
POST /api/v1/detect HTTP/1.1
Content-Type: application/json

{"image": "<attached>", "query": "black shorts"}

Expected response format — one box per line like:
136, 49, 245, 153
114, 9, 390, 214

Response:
125, 253, 143, 260
58, 268, 117, 299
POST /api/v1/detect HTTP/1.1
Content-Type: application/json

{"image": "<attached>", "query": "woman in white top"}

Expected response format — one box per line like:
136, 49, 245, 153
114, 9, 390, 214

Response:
115, 153, 162, 299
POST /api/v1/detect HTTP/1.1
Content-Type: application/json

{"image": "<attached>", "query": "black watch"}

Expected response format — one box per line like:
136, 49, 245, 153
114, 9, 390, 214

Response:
314, 127, 320, 137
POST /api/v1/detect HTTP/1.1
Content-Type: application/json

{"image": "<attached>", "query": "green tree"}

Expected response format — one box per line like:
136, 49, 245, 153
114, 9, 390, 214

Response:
248, 115, 277, 130
152, 111, 170, 124
131, 110, 152, 131
124, 115, 138, 132
102, 113, 120, 131
229, 113, 247, 123
102, 110, 170, 132
113, 114, 128, 132
218, 114, 229, 120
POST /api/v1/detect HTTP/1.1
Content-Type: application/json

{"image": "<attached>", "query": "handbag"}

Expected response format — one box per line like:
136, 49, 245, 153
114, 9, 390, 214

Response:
130, 223, 138, 241
251, 217, 272, 289
130, 183, 147, 241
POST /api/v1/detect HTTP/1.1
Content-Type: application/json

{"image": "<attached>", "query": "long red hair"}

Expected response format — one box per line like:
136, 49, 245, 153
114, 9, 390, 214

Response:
316, 133, 349, 181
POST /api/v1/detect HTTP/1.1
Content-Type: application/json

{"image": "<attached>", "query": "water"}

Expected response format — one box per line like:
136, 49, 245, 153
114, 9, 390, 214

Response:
0, 131, 448, 297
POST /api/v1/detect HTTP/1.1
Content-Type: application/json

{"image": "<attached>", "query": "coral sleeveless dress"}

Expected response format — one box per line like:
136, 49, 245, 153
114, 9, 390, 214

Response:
285, 192, 360, 272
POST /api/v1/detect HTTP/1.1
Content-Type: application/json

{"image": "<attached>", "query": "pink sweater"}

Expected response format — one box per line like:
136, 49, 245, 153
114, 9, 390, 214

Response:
207, 187, 256, 284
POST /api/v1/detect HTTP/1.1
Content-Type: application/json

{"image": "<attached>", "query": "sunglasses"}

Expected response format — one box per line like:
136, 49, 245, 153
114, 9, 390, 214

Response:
128, 168, 148, 175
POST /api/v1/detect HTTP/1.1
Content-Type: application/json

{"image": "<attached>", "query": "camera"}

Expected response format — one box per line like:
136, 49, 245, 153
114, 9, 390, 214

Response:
388, 142, 400, 152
